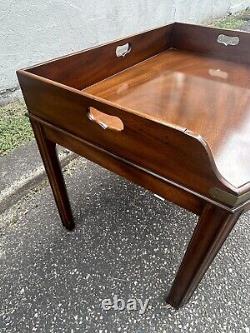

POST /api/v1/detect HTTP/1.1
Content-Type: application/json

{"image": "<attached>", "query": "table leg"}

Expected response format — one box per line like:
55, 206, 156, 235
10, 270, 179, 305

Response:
166, 203, 242, 309
31, 120, 75, 230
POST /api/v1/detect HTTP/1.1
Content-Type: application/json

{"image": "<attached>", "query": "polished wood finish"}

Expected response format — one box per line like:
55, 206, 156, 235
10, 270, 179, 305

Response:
173, 23, 250, 65
30, 120, 74, 230
40, 116, 205, 215
26, 24, 174, 90
84, 49, 250, 189
167, 204, 242, 308
16, 70, 240, 205
17, 23, 250, 309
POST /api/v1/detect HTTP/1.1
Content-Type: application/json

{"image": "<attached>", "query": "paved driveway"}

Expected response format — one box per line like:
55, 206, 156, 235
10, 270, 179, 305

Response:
0, 158, 249, 332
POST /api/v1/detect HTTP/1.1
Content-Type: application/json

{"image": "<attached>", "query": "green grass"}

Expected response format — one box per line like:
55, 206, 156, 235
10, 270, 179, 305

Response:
212, 7, 250, 30
213, 16, 245, 29
0, 100, 33, 156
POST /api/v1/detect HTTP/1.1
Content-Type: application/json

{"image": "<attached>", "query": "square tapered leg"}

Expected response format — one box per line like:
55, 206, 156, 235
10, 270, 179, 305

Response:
31, 120, 74, 230
167, 203, 242, 309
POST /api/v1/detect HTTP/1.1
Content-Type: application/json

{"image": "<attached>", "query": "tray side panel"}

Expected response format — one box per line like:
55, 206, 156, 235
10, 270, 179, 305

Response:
41, 122, 204, 215
173, 23, 250, 65
17, 71, 238, 205
26, 24, 174, 90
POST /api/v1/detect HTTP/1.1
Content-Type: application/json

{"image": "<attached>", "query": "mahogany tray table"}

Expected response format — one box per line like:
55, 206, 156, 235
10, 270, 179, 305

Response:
17, 23, 250, 309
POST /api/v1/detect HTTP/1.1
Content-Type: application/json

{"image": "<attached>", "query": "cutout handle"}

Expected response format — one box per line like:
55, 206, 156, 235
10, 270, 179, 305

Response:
116, 43, 131, 57
87, 108, 124, 131
208, 69, 228, 79
217, 34, 240, 46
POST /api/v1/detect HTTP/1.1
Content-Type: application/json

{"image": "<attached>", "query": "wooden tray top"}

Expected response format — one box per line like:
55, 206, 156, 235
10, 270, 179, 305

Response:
17, 23, 250, 209
84, 49, 250, 189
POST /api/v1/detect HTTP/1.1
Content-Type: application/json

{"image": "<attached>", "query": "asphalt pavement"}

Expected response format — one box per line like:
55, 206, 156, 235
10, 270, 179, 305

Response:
0, 157, 249, 332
